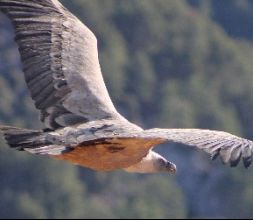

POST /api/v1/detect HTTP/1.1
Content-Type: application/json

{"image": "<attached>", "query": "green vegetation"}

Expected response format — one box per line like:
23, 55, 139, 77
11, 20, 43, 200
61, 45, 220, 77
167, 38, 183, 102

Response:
1, 0, 253, 218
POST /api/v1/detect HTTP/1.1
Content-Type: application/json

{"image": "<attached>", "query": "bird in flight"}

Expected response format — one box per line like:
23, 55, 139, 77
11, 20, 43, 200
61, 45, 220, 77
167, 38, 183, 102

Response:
0, 0, 252, 173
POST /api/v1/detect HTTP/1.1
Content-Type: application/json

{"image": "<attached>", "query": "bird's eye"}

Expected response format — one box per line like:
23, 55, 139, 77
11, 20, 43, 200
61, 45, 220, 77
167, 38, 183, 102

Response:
158, 158, 166, 165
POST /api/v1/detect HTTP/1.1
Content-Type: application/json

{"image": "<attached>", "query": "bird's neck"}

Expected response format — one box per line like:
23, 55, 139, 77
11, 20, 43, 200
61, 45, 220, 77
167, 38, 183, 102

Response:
123, 151, 166, 173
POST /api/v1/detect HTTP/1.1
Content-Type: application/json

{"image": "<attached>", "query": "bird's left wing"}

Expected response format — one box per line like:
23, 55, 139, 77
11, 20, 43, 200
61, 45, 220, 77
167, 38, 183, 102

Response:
140, 128, 253, 168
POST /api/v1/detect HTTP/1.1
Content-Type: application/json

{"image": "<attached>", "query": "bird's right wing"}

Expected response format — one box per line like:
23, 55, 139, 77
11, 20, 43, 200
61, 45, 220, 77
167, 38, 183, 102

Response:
0, 0, 122, 130
140, 128, 253, 168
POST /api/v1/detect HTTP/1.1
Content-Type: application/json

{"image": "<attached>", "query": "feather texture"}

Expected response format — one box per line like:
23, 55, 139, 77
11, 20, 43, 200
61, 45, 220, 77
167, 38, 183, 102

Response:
0, 0, 123, 130
140, 128, 253, 168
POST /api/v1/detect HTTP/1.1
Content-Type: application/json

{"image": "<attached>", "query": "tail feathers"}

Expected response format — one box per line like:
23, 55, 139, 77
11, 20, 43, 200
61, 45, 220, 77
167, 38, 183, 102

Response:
0, 125, 50, 151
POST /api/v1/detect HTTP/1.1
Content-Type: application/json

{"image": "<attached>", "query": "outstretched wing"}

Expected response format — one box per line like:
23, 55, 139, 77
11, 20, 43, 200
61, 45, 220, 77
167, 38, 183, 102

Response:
141, 128, 253, 168
0, 0, 122, 130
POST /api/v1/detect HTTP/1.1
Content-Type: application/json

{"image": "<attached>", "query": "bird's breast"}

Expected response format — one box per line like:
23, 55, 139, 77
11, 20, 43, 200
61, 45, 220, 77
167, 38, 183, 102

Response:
51, 137, 163, 171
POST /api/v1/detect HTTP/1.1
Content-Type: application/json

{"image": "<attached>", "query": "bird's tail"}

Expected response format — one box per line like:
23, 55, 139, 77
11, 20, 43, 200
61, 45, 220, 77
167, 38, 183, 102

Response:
0, 125, 48, 151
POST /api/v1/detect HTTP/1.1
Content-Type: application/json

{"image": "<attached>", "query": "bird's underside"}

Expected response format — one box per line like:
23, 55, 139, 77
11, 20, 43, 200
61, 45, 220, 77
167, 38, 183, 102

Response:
0, 0, 253, 173
52, 137, 164, 172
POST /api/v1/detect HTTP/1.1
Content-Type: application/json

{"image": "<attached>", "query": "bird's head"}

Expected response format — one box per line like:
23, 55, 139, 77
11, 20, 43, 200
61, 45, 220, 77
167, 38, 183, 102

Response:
124, 151, 177, 174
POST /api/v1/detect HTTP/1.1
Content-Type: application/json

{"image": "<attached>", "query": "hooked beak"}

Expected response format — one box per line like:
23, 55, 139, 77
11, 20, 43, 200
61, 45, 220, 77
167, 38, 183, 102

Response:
167, 161, 177, 174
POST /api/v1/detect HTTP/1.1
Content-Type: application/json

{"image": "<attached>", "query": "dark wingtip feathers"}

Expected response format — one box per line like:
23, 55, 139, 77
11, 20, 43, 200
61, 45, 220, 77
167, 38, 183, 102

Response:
209, 141, 253, 169
243, 156, 252, 169
211, 149, 220, 161
230, 156, 241, 168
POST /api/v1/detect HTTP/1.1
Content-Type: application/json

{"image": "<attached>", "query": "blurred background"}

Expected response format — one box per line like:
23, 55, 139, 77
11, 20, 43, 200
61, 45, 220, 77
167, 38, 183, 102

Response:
1, 0, 253, 218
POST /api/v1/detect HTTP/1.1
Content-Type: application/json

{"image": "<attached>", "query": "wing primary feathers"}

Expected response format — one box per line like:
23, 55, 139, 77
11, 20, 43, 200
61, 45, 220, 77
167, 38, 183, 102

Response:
242, 142, 253, 168
211, 148, 220, 161
229, 145, 242, 167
